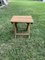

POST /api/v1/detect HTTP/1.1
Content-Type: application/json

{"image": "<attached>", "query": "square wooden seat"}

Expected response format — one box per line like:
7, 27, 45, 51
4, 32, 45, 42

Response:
11, 16, 33, 38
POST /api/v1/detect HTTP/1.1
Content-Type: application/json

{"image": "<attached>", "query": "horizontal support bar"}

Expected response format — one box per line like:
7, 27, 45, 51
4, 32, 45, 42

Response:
16, 33, 29, 35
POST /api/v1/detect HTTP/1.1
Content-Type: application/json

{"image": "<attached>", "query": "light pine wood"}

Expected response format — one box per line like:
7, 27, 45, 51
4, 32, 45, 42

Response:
11, 16, 33, 38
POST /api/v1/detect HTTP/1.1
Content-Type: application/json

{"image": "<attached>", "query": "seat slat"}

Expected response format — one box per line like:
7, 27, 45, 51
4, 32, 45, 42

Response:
11, 16, 33, 23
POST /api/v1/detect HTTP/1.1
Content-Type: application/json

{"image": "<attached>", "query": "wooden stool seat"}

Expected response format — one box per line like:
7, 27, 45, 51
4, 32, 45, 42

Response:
11, 16, 33, 38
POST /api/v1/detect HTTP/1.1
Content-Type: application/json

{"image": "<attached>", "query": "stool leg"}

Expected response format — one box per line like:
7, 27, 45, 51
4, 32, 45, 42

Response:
28, 24, 30, 39
14, 23, 16, 38
26, 23, 29, 31
15, 23, 18, 32
26, 23, 30, 39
